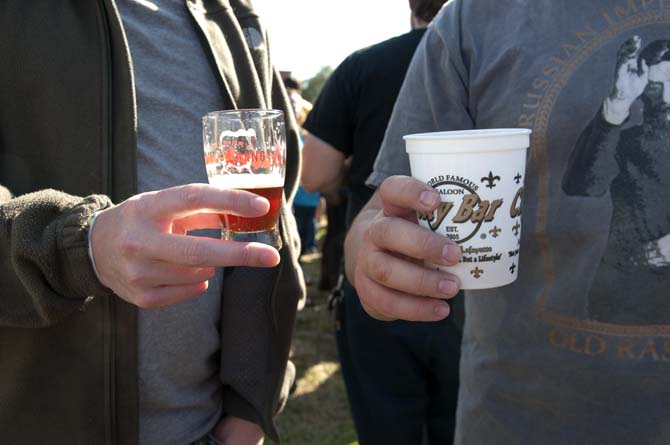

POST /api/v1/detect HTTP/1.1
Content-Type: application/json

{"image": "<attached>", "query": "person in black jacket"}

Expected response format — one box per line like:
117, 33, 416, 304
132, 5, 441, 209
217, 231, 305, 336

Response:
0, 1, 304, 444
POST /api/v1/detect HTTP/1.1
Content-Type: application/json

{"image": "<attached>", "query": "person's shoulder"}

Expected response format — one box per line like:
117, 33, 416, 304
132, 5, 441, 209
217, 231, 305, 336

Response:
346, 29, 425, 65
440, 0, 533, 26
426, 0, 532, 48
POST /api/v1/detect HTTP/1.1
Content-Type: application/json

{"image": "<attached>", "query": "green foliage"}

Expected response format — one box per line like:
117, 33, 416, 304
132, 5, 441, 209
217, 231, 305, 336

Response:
301, 66, 334, 103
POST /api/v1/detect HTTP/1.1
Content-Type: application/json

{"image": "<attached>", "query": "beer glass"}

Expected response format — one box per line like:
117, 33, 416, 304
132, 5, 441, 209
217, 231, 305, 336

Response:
202, 109, 286, 249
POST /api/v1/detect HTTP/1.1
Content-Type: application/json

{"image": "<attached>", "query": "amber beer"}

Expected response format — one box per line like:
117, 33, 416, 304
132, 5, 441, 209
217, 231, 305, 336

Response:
208, 173, 284, 245
219, 186, 283, 232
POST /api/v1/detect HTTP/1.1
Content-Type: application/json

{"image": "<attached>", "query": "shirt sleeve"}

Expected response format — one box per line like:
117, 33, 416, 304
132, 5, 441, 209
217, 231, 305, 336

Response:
367, 0, 475, 188
302, 55, 358, 156
0, 189, 114, 328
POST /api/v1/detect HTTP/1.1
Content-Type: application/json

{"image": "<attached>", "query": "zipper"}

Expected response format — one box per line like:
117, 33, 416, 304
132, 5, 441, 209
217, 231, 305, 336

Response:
95, 0, 116, 444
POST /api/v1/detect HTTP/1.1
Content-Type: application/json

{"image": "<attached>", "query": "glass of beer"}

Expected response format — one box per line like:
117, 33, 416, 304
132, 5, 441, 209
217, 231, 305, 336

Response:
202, 109, 286, 249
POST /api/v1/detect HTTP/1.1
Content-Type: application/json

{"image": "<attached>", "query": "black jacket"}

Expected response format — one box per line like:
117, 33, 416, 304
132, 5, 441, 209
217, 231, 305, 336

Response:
0, 0, 305, 443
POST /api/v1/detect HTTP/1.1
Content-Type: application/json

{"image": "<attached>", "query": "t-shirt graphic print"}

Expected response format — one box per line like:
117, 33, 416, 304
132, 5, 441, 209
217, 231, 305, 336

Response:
562, 36, 670, 326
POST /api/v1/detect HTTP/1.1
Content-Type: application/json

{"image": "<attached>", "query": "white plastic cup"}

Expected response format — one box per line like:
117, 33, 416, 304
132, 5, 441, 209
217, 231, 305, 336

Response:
405, 129, 531, 289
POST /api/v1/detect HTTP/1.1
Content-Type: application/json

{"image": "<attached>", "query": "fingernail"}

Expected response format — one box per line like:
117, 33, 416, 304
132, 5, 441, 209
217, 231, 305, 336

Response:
434, 304, 450, 318
420, 191, 440, 208
439, 279, 458, 296
442, 244, 461, 263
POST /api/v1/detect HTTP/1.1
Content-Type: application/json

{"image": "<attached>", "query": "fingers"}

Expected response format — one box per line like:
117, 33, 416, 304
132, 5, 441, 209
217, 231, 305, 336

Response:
355, 268, 451, 322
362, 250, 460, 300
377, 175, 441, 218
135, 184, 270, 222
346, 175, 462, 322
127, 262, 216, 288
366, 216, 461, 265
90, 185, 282, 310
619, 35, 642, 63
616, 35, 645, 75
132, 232, 280, 268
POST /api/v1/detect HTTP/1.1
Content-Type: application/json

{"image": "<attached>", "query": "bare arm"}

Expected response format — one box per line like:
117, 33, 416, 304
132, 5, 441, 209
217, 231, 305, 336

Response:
344, 175, 462, 322
300, 133, 346, 194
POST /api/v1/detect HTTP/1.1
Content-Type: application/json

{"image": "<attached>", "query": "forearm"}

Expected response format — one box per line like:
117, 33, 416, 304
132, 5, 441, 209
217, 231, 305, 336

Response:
300, 133, 347, 194
0, 189, 113, 327
303, 169, 344, 195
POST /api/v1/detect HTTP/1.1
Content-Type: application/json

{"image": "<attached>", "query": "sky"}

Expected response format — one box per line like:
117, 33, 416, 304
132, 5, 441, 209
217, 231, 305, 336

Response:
253, 0, 412, 81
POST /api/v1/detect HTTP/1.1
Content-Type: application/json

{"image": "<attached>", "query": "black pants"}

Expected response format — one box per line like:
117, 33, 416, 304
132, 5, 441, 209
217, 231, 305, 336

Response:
336, 279, 462, 445
319, 197, 347, 290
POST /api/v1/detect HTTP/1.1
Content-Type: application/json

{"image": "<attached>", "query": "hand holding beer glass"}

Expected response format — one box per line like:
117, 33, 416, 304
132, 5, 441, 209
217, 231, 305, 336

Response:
203, 109, 286, 249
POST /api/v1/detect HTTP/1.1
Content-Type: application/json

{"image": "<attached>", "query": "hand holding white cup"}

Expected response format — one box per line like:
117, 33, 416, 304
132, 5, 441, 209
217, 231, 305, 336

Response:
405, 128, 531, 289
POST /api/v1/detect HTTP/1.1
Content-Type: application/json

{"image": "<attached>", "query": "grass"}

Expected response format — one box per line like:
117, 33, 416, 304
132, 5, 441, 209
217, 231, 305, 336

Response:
270, 220, 359, 445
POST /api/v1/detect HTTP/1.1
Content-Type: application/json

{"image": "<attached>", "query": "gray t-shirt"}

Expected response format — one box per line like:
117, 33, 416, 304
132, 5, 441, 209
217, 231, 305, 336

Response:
117, 1, 226, 444
371, 0, 670, 443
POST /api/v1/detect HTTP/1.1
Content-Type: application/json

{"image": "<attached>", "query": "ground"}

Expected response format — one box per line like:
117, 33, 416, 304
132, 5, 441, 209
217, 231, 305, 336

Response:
271, 223, 358, 445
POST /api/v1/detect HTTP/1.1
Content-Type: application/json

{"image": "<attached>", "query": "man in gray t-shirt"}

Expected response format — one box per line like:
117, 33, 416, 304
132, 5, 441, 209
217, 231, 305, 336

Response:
346, 0, 670, 443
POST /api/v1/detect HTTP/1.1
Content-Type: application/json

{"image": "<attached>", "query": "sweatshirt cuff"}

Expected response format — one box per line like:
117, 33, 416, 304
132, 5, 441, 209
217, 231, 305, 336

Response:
59, 195, 115, 299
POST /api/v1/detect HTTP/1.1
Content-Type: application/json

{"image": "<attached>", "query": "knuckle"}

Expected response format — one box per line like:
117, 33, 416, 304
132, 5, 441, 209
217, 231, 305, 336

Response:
418, 233, 437, 259
377, 295, 399, 320
357, 269, 399, 321
202, 267, 216, 280
360, 299, 391, 322
229, 190, 246, 212
135, 290, 160, 309
125, 193, 150, 217
125, 265, 145, 287
178, 185, 205, 209
368, 218, 391, 246
379, 175, 409, 200
417, 268, 435, 295
236, 245, 253, 265
378, 176, 395, 195
118, 232, 142, 257
369, 252, 391, 283
410, 301, 430, 322
181, 242, 209, 267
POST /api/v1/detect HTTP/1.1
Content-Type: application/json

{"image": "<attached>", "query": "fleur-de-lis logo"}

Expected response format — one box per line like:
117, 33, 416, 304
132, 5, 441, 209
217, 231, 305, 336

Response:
514, 173, 522, 184
470, 267, 484, 278
509, 263, 516, 274
512, 221, 521, 236
481, 171, 501, 189
489, 226, 502, 238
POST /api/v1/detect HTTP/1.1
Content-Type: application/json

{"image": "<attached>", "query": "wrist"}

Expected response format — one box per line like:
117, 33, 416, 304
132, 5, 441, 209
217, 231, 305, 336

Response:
86, 207, 110, 288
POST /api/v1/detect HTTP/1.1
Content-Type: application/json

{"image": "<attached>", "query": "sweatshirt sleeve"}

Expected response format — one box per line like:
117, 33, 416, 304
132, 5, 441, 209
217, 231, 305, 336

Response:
0, 188, 114, 328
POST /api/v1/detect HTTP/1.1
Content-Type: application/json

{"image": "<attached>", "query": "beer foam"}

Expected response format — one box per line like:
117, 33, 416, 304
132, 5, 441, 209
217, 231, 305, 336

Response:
208, 173, 284, 189
221, 128, 256, 137
220, 128, 256, 142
